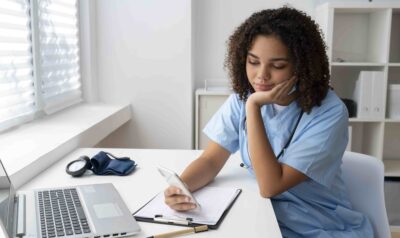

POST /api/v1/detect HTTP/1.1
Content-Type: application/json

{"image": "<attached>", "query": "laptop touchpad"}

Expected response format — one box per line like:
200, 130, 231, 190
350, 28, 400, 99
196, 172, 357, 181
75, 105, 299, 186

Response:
93, 203, 123, 219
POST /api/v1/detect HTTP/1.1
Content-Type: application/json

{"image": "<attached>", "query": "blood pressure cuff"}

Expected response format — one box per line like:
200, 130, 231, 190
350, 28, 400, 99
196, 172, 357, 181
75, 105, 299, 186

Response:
90, 151, 137, 176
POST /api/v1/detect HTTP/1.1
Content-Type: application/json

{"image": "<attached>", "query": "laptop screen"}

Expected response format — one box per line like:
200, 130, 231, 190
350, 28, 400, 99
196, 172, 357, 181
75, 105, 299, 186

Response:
0, 160, 15, 238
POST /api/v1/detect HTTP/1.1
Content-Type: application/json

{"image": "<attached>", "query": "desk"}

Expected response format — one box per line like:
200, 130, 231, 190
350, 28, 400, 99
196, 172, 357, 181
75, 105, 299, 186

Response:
18, 148, 282, 238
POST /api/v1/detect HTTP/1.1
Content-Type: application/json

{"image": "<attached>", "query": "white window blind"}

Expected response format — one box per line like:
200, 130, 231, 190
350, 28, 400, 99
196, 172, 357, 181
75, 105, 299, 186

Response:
0, 0, 35, 131
0, 0, 83, 131
38, 0, 82, 114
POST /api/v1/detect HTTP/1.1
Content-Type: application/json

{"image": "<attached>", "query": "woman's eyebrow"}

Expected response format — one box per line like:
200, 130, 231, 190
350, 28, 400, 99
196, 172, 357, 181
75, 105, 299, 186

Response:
247, 52, 289, 62
247, 52, 259, 59
269, 57, 289, 62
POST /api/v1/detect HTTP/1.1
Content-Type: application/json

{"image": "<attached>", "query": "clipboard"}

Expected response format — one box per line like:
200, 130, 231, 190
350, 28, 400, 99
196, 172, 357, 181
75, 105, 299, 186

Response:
133, 186, 242, 229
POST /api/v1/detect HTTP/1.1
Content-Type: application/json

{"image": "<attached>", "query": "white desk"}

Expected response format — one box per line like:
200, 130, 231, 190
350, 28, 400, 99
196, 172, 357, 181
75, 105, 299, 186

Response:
18, 148, 282, 238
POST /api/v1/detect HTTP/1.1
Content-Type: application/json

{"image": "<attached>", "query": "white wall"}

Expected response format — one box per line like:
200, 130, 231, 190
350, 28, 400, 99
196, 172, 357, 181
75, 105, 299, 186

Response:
97, 0, 396, 149
193, 0, 316, 90
94, 0, 317, 149
95, 0, 193, 149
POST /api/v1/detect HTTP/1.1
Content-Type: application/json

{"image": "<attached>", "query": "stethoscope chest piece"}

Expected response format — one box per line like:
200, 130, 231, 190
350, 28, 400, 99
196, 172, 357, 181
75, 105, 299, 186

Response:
239, 162, 251, 169
66, 156, 91, 177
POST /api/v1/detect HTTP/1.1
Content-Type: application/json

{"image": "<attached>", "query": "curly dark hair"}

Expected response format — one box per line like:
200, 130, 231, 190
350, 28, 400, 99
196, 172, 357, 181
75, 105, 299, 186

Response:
224, 7, 330, 113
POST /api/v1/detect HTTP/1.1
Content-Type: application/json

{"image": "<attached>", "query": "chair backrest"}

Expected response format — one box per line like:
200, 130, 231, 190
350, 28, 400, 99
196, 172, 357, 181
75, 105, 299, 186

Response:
341, 151, 390, 238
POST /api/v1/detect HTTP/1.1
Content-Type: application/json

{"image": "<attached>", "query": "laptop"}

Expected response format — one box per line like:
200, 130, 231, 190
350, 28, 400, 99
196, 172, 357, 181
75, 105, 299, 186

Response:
0, 160, 141, 238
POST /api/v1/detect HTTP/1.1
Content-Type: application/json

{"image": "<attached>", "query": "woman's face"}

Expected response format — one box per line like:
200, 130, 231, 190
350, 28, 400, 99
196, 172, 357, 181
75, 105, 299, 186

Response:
246, 35, 294, 92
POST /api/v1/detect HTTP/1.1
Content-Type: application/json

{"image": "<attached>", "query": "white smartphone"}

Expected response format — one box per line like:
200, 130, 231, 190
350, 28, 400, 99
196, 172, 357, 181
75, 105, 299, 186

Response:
288, 85, 296, 95
157, 166, 201, 210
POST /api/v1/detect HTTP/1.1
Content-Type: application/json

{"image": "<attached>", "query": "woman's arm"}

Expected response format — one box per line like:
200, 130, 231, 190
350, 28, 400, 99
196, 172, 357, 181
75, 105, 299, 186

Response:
245, 77, 307, 198
246, 101, 307, 198
164, 140, 230, 211
180, 141, 231, 191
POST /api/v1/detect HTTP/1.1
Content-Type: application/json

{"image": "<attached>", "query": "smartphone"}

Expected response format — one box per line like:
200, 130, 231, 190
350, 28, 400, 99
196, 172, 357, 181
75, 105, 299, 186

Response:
288, 85, 296, 95
157, 166, 201, 210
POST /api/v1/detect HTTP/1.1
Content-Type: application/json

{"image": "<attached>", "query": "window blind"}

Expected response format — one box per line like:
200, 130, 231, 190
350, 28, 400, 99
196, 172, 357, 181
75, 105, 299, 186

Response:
0, 0, 35, 131
38, 0, 82, 114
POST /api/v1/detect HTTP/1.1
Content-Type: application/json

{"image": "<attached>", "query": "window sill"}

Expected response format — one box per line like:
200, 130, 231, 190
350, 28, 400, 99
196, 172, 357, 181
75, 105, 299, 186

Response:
0, 103, 132, 188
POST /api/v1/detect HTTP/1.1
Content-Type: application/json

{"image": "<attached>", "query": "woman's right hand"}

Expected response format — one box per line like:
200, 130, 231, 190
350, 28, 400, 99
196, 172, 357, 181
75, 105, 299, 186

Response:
247, 75, 298, 107
164, 186, 197, 211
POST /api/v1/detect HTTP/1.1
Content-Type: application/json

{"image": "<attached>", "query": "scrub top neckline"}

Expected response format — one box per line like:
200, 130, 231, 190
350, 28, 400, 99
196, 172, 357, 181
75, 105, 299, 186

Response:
272, 103, 287, 116
267, 100, 299, 122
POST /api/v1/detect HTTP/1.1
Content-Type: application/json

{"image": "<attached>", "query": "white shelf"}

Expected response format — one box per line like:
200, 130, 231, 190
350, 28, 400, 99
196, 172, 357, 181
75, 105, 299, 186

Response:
349, 117, 400, 123
348, 118, 400, 123
195, 87, 233, 96
349, 118, 382, 122
331, 8, 390, 63
385, 119, 400, 123
195, 89, 232, 149
331, 65, 385, 100
388, 67, 400, 84
389, 9, 400, 62
195, 3, 400, 172
316, 3, 400, 168
331, 62, 386, 67
384, 159, 400, 177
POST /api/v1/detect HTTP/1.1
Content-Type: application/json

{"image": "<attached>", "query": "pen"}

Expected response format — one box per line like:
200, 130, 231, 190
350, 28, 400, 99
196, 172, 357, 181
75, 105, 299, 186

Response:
153, 215, 191, 225
146, 225, 208, 238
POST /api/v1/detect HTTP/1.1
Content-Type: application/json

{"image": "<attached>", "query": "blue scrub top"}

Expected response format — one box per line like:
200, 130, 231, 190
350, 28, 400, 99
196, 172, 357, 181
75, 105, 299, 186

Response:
203, 90, 373, 238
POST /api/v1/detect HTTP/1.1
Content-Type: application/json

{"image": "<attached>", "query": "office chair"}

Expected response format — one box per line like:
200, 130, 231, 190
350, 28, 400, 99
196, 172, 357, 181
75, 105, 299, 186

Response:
341, 151, 391, 238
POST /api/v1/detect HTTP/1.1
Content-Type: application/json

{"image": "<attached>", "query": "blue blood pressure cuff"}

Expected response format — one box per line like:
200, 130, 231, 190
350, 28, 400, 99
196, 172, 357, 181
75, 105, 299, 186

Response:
91, 151, 136, 175
66, 151, 137, 177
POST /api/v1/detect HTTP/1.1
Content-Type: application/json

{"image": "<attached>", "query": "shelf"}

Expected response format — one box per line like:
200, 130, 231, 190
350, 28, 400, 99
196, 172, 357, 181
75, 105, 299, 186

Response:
195, 90, 231, 149
195, 87, 233, 96
383, 123, 400, 161
384, 159, 400, 177
388, 67, 400, 84
349, 118, 382, 122
331, 62, 386, 66
332, 8, 390, 63
316, 2, 400, 177
390, 226, 400, 233
348, 122, 383, 158
389, 10, 400, 62
331, 66, 385, 100
385, 119, 400, 123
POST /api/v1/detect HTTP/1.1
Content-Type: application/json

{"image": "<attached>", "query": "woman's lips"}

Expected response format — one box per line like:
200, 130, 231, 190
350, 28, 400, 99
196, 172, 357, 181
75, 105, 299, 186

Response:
254, 84, 274, 91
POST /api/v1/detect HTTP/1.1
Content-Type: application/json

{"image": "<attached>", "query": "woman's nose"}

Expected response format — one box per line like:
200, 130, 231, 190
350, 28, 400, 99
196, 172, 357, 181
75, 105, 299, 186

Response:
257, 67, 270, 81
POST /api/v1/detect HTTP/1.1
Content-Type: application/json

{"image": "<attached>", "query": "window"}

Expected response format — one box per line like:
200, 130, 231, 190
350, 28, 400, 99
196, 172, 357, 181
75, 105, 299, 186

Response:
0, 0, 35, 131
0, 0, 82, 132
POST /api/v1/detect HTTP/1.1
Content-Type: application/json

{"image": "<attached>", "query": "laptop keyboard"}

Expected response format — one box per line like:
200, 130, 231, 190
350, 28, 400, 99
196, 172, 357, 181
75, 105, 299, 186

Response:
37, 188, 91, 237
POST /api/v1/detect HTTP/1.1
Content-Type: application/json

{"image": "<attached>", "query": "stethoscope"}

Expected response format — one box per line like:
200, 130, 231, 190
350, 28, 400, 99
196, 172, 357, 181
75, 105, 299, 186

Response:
240, 110, 304, 169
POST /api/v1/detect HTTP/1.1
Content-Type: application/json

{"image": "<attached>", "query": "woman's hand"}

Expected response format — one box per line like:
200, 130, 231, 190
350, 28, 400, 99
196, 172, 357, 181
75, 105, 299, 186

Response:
248, 76, 298, 107
164, 186, 197, 211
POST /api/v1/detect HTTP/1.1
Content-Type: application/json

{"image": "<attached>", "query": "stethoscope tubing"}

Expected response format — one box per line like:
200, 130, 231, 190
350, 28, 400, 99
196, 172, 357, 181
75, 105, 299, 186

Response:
241, 110, 303, 169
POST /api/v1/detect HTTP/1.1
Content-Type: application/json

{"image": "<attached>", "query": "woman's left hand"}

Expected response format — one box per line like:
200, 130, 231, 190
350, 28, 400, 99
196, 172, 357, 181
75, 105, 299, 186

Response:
247, 76, 298, 107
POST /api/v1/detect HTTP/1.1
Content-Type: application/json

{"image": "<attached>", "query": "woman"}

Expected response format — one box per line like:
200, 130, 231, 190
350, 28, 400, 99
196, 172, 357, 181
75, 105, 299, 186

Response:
164, 7, 373, 237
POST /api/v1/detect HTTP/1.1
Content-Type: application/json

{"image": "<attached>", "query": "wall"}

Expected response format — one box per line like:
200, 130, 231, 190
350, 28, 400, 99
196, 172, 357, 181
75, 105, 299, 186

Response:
96, 0, 398, 149
95, 0, 193, 149
193, 0, 316, 90
94, 0, 316, 149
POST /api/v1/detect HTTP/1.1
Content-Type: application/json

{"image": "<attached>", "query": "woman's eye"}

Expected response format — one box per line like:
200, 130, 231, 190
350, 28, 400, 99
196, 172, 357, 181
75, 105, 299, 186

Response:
248, 60, 259, 65
273, 64, 286, 69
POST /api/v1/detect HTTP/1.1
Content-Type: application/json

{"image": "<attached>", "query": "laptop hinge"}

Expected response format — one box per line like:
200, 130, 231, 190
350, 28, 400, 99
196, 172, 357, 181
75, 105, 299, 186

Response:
16, 194, 26, 237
